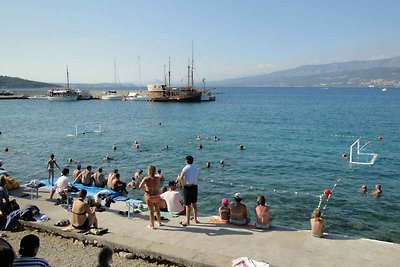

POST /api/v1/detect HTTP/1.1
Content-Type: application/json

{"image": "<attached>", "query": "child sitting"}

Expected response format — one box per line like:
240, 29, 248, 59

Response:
218, 198, 230, 223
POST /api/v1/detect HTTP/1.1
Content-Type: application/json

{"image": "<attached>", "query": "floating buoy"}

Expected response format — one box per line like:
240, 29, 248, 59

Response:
323, 189, 332, 196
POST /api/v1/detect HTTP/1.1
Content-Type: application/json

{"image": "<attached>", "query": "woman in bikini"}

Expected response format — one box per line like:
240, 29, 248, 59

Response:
71, 189, 98, 230
139, 165, 162, 229
229, 192, 250, 225
310, 208, 325, 238
255, 195, 271, 229
46, 153, 60, 186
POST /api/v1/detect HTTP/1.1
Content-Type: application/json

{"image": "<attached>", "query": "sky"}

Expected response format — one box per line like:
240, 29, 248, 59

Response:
1, 0, 400, 84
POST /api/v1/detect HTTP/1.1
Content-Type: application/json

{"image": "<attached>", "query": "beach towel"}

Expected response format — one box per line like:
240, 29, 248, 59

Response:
209, 216, 229, 224
232, 257, 270, 267
160, 211, 179, 219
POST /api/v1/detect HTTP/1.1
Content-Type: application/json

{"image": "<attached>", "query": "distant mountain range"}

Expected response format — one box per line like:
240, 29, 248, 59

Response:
216, 56, 400, 87
2, 57, 400, 89
0, 75, 56, 89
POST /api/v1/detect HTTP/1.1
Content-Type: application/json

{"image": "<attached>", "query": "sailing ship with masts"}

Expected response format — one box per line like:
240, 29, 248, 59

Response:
147, 45, 211, 102
47, 66, 78, 101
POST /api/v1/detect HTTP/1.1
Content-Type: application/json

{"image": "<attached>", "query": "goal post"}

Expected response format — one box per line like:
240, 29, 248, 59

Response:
74, 123, 102, 136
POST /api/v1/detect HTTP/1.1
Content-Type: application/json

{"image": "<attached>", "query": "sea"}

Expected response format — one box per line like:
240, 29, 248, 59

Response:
0, 87, 399, 243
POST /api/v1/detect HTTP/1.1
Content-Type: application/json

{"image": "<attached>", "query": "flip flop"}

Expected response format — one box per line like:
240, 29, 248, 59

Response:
179, 221, 188, 227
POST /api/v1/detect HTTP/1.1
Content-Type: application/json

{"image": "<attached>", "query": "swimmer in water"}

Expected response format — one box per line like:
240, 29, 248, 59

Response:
68, 158, 74, 164
377, 136, 383, 141
198, 144, 203, 150
239, 144, 245, 150
196, 135, 202, 141
104, 155, 113, 161
214, 136, 219, 141
4, 147, 9, 152
359, 185, 367, 193
342, 153, 347, 159
162, 145, 170, 150
112, 145, 117, 150
371, 184, 382, 197
206, 162, 211, 168
220, 160, 225, 167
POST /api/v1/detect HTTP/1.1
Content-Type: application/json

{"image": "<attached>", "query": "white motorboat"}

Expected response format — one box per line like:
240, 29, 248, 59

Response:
125, 92, 149, 101
47, 66, 78, 101
382, 88, 387, 92
101, 90, 123, 100
76, 89, 92, 100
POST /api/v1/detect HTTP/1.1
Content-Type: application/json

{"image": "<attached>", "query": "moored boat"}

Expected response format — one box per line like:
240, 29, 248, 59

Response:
125, 91, 149, 101
76, 89, 92, 100
101, 90, 123, 100
47, 88, 78, 101
47, 66, 78, 101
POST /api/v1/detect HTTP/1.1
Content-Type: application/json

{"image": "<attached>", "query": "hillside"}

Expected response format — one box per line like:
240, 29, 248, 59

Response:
0, 75, 57, 89
216, 57, 400, 87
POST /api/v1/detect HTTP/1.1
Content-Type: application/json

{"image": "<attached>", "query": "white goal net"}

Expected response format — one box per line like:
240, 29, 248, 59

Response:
70, 123, 102, 136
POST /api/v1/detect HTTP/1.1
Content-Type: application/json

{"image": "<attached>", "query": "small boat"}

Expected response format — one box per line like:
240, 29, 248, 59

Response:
76, 89, 92, 100
201, 91, 216, 101
382, 88, 387, 92
125, 92, 149, 101
28, 95, 47, 100
47, 66, 78, 101
101, 60, 123, 100
101, 90, 123, 100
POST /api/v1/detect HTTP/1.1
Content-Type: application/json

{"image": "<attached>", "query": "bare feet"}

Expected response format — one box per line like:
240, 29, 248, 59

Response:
147, 225, 155, 230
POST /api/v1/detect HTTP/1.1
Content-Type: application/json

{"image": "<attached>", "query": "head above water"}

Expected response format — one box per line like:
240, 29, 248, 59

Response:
19, 234, 40, 257
186, 155, 194, 164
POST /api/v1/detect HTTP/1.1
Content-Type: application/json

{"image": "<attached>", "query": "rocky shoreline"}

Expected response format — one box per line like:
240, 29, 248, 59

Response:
1, 228, 175, 267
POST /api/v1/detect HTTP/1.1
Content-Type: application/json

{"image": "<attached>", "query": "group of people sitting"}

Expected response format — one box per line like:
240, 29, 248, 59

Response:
218, 192, 271, 229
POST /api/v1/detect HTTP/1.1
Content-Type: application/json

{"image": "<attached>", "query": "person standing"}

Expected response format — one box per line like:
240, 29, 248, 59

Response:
13, 234, 51, 267
139, 165, 162, 229
176, 155, 199, 226
46, 154, 60, 186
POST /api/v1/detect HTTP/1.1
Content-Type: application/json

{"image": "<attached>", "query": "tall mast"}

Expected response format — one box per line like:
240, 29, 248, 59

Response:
191, 42, 194, 89
164, 64, 167, 86
168, 57, 171, 89
114, 59, 117, 90
138, 56, 142, 91
66, 65, 70, 89
187, 59, 190, 88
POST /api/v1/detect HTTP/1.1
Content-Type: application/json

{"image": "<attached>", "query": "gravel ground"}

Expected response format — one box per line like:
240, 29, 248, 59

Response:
0, 229, 171, 267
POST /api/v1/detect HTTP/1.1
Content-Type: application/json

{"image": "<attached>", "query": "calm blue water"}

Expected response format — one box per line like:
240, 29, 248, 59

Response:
0, 87, 399, 243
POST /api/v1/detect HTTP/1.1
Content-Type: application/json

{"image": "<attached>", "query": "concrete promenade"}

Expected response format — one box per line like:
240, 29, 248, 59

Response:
7, 188, 400, 267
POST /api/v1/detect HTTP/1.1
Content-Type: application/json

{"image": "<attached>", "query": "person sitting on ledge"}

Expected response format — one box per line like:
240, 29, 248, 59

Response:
13, 234, 50, 267
159, 186, 168, 212
75, 165, 94, 186
219, 198, 230, 223
255, 195, 271, 229
310, 208, 325, 238
229, 192, 250, 225
72, 164, 82, 181
71, 189, 98, 230
93, 167, 106, 188
160, 181, 185, 215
